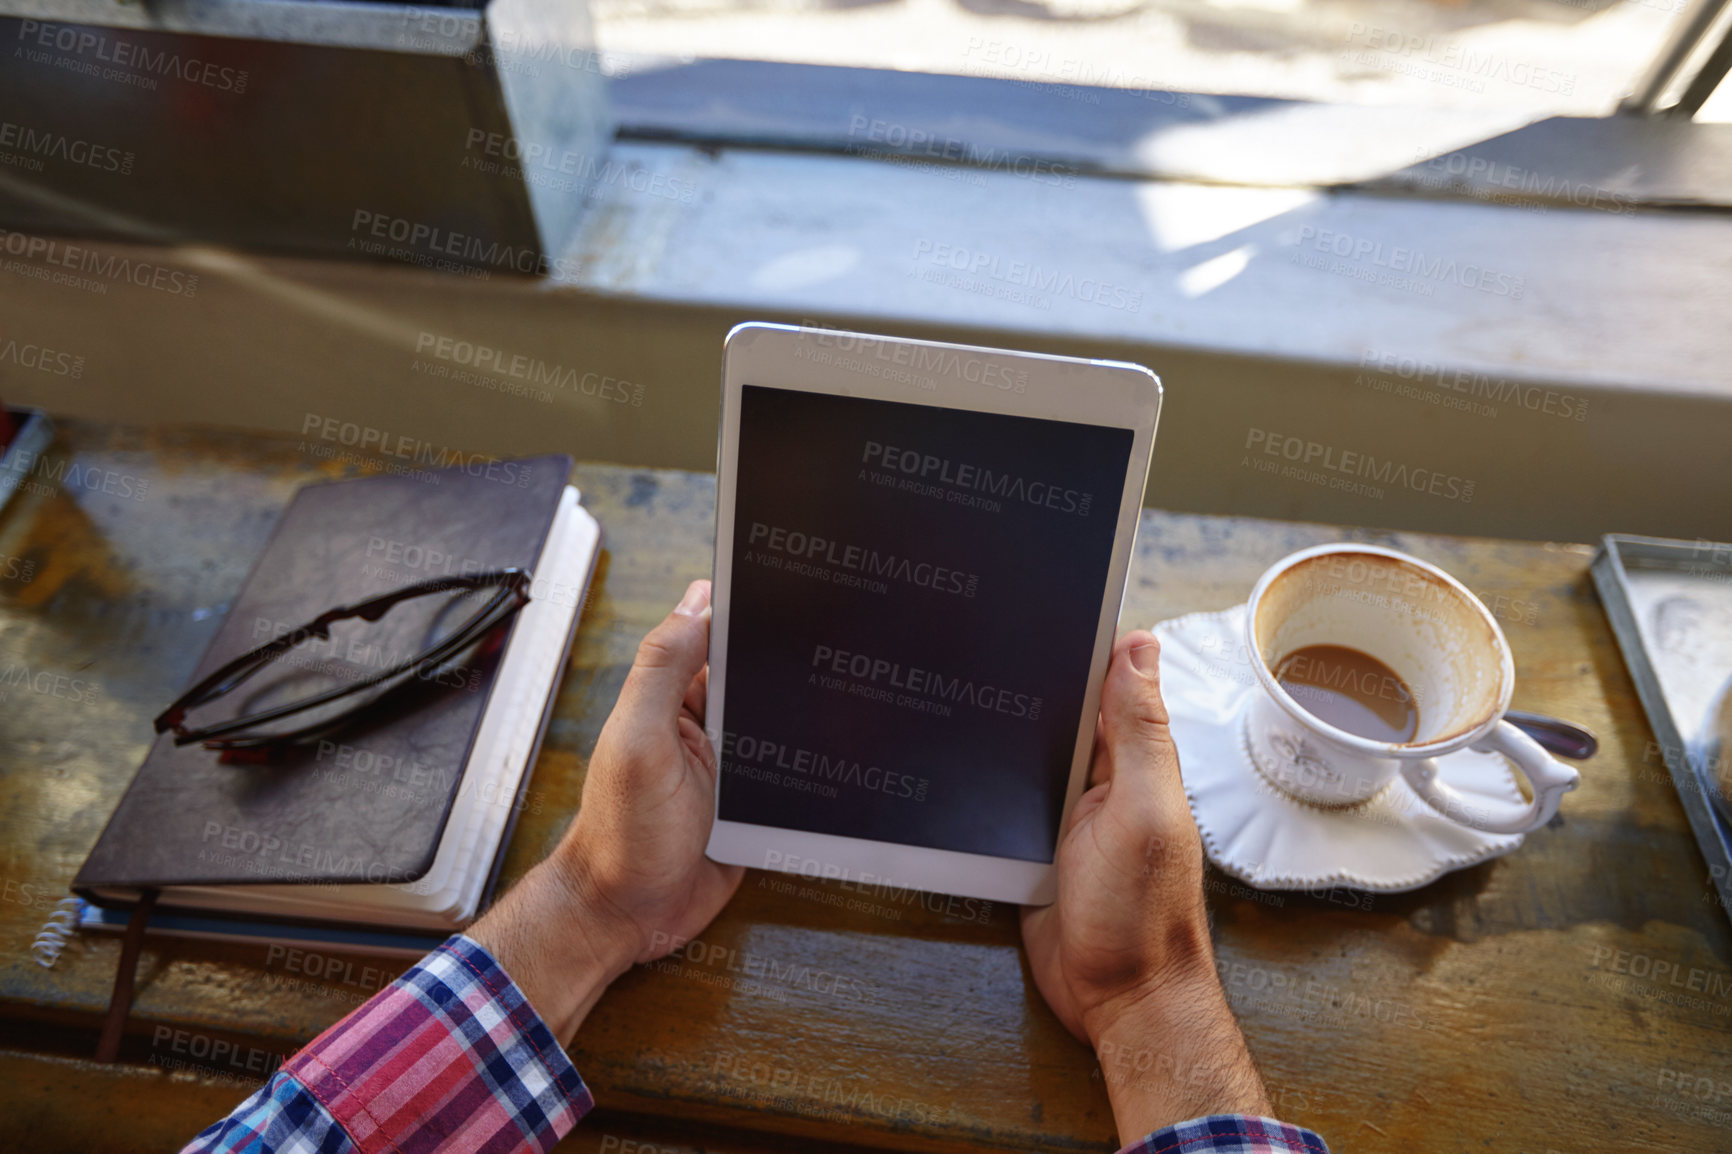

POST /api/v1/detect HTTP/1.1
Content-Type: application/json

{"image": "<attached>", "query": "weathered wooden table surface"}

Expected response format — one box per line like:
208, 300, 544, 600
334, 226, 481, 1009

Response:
1, 422, 1727, 1154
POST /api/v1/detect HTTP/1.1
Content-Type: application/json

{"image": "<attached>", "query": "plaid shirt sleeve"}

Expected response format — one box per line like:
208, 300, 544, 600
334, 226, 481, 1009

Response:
1117, 1114, 1330, 1154
180, 934, 592, 1154
179, 938, 1326, 1154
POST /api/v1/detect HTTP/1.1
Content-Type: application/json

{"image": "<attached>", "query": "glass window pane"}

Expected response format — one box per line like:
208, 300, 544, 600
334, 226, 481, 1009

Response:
597, 0, 1697, 115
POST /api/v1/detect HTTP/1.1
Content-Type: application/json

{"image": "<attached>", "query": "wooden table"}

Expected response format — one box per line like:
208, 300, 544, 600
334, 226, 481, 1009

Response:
2, 421, 1727, 1154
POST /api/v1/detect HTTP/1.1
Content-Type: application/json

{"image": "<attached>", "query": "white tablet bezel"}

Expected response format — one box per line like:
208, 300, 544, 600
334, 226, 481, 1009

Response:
704, 323, 1161, 905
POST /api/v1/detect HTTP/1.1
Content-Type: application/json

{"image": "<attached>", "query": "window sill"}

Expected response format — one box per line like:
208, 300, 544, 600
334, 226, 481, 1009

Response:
2, 135, 1727, 544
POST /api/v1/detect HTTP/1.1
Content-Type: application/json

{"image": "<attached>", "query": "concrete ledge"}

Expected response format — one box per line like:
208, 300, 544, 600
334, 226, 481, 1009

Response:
2, 139, 1728, 543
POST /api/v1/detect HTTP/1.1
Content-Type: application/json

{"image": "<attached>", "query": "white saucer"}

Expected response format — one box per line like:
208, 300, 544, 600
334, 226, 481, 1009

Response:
1154, 607, 1528, 893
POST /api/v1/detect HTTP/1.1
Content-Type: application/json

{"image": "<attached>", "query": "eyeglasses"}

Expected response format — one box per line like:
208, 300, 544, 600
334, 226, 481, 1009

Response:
155, 568, 532, 754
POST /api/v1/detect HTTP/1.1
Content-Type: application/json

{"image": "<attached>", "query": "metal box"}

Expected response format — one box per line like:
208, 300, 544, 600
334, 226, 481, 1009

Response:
1593, 533, 1732, 919
0, 0, 610, 274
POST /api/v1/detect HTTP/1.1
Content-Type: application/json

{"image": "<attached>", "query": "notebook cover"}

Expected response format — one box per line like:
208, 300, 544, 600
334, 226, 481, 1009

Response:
74, 454, 572, 894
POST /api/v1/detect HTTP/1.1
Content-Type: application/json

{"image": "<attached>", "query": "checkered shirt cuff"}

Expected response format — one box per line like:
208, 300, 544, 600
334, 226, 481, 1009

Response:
279, 933, 591, 1154
1117, 1114, 1330, 1154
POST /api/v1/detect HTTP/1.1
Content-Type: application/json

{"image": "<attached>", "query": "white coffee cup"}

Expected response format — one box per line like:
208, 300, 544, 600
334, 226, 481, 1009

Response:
1238, 543, 1578, 835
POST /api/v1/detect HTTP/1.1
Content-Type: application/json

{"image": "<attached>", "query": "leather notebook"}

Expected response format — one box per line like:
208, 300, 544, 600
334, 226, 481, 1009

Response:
74, 454, 575, 900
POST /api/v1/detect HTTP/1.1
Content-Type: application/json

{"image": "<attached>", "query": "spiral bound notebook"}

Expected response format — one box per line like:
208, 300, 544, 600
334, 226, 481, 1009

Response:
72, 456, 599, 934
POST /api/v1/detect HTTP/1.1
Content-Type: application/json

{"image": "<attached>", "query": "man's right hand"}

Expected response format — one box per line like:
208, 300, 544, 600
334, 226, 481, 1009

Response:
1021, 630, 1271, 1144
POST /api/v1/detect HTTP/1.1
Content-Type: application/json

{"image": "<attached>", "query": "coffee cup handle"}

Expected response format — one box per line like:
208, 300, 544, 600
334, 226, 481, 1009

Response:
1400, 721, 1580, 835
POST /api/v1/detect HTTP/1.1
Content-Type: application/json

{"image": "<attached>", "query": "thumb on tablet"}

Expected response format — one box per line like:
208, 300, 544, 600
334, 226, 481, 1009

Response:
1108, 630, 1177, 755
1099, 630, 1181, 789
619, 579, 712, 722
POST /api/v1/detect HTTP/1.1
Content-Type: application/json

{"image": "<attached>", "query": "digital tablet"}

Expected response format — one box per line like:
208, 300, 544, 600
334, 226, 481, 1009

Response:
704, 323, 1161, 904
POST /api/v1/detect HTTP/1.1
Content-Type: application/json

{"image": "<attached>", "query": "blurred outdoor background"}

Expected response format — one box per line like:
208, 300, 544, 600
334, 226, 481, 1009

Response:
593, 0, 1727, 118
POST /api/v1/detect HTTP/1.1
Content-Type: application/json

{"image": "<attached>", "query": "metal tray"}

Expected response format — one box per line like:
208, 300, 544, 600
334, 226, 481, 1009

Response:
0, 407, 54, 516
1592, 534, 1732, 919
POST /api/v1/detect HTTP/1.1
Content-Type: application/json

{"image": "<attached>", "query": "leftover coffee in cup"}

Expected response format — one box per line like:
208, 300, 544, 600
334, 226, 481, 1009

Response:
1239, 544, 1578, 835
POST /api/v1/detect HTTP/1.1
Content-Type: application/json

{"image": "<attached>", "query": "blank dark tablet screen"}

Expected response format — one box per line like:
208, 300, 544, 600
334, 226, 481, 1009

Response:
719, 384, 1134, 863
